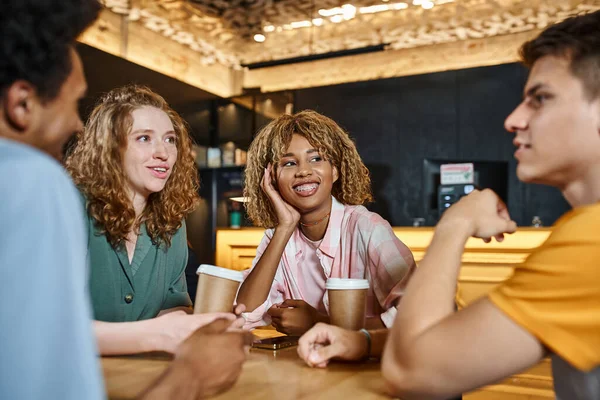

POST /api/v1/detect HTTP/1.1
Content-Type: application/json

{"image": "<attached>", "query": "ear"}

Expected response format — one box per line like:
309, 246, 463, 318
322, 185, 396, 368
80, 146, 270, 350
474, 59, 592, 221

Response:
2, 80, 37, 132
332, 164, 339, 184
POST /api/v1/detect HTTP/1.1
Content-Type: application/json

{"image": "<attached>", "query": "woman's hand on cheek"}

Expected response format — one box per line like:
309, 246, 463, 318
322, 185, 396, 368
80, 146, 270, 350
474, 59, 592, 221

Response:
261, 164, 300, 229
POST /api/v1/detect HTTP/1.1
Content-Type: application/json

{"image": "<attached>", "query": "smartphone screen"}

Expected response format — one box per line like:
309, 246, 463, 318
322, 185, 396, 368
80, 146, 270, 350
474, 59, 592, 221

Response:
253, 336, 300, 350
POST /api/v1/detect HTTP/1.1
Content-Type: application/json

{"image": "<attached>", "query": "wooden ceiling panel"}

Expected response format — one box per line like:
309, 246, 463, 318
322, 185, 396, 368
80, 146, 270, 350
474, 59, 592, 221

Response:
102, 0, 600, 67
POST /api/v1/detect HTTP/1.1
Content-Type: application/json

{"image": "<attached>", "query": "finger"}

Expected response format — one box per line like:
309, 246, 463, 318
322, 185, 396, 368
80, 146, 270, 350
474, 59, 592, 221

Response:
234, 304, 246, 315
270, 316, 282, 330
196, 318, 234, 335
229, 316, 246, 330
267, 306, 284, 317
223, 331, 256, 350
280, 299, 305, 308
308, 341, 345, 365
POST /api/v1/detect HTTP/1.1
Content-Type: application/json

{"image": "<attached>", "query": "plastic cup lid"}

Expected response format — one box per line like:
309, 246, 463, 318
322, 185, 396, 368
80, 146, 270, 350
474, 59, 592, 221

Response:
325, 278, 369, 290
196, 264, 244, 282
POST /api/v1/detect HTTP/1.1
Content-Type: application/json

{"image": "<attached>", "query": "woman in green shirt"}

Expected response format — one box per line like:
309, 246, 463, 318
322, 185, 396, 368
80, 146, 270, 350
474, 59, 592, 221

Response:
66, 85, 234, 355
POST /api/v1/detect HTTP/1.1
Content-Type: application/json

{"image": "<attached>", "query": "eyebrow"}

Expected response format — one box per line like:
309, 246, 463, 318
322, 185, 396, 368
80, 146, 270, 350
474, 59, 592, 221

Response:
524, 83, 547, 98
281, 149, 318, 158
130, 129, 176, 135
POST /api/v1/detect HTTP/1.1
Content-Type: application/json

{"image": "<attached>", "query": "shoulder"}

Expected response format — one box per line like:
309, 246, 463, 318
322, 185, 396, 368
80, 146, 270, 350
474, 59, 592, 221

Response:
0, 140, 79, 210
547, 203, 600, 243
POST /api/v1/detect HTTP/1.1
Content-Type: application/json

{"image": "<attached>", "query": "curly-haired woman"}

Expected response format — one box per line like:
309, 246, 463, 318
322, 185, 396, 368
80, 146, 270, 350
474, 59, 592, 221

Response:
66, 85, 237, 355
236, 110, 416, 335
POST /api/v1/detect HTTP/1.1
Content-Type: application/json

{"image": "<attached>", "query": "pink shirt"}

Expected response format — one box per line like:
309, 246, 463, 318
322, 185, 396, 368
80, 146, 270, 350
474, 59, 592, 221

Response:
242, 196, 416, 328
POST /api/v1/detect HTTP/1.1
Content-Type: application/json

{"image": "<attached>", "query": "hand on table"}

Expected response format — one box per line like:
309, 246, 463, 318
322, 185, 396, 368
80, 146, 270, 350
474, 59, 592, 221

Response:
172, 318, 254, 398
267, 299, 324, 336
297, 323, 368, 368
151, 310, 241, 353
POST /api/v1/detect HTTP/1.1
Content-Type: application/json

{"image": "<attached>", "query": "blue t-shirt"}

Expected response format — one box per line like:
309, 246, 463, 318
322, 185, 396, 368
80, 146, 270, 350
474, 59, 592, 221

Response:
0, 138, 104, 399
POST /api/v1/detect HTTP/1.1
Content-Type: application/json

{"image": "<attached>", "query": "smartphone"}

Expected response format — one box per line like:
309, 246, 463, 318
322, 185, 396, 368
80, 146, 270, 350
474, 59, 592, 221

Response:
253, 336, 300, 350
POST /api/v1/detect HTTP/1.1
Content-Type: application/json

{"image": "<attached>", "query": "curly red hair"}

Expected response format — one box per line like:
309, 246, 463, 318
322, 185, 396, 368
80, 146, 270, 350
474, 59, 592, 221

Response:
66, 85, 199, 247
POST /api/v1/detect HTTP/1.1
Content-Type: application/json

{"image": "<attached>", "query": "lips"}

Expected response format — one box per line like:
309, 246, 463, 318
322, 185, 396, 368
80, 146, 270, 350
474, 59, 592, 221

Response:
148, 165, 170, 179
292, 181, 319, 197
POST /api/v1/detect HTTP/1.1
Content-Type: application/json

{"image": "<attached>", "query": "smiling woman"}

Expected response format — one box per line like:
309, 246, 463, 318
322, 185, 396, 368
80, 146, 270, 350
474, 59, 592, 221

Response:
63, 85, 230, 356
236, 110, 416, 334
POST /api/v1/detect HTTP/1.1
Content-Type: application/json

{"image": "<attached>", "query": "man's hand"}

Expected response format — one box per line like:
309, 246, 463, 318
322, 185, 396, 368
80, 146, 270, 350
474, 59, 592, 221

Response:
150, 311, 239, 353
440, 189, 517, 242
173, 318, 254, 398
297, 323, 368, 368
267, 299, 325, 335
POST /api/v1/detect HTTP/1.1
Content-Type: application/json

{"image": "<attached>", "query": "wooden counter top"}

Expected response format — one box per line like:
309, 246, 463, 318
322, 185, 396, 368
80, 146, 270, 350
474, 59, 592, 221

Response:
101, 327, 386, 400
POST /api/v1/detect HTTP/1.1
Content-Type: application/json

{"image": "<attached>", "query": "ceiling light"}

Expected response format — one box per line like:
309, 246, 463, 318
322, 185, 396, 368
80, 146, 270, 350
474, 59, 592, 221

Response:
360, 4, 389, 14
253, 34, 266, 42
290, 20, 312, 28
312, 18, 324, 26
263, 25, 275, 32
413, 0, 423, 5
330, 15, 344, 23
319, 7, 343, 17
391, 2, 409, 9
421, 1, 434, 9
342, 4, 356, 20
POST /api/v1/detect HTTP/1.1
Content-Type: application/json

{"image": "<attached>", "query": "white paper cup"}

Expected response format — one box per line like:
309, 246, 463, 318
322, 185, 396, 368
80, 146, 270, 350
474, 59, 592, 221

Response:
194, 264, 244, 314
326, 278, 369, 330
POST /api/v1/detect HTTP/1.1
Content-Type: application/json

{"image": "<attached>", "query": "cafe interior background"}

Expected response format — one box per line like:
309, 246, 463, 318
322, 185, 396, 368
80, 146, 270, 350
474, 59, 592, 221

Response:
77, 1, 600, 398
79, 0, 597, 262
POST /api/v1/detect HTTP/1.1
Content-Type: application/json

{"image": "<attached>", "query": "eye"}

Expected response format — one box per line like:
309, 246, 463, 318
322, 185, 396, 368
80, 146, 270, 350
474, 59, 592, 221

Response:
310, 155, 323, 163
281, 160, 296, 167
137, 135, 150, 142
530, 93, 551, 108
165, 136, 177, 144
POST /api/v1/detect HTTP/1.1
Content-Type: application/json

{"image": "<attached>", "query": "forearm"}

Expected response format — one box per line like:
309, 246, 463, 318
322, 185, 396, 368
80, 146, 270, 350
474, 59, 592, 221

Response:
391, 220, 469, 342
94, 320, 162, 355
237, 226, 295, 310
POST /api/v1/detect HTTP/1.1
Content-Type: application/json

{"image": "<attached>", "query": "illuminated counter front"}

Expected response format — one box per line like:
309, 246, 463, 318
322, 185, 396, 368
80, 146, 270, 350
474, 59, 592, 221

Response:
216, 226, 555, 399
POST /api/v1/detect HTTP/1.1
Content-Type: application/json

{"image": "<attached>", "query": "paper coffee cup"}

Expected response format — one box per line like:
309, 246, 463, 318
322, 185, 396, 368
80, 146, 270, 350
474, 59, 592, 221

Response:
194, 264, 244, 314
326, 278, 369, 330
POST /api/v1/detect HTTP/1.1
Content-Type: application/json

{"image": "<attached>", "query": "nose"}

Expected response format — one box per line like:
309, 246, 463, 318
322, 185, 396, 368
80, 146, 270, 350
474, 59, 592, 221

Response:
295, 161, 313, 177
504, 102, 529, 134
153, 140, 168, 160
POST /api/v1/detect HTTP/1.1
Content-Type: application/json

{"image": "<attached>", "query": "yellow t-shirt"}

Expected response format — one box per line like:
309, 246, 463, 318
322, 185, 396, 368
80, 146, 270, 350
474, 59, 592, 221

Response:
488, 202, 600, 371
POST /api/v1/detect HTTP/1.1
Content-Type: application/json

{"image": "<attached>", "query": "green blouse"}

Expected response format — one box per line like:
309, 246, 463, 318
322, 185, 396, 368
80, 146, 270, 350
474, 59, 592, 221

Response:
82, 194, 192, 322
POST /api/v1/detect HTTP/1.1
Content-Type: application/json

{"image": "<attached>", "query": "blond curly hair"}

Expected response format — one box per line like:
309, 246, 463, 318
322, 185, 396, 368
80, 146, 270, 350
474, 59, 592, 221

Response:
244, 110, 372, 228
66, 85, 199, 248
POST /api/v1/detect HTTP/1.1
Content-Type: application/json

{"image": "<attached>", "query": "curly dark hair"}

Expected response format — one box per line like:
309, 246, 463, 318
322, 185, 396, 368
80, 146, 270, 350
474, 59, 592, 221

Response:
520, 10, 600, 100
0, 0, 101, 100
244, 110, 373, 228
66, 85, 200, 248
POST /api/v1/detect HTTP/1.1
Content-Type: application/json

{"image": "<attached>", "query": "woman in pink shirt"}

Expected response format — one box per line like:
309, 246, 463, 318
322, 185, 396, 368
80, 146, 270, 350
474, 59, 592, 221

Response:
237, 110, 415, 335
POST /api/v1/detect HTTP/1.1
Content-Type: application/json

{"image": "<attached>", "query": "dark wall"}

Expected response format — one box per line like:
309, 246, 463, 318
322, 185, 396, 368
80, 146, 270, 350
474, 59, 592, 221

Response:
295, 63, 570, 227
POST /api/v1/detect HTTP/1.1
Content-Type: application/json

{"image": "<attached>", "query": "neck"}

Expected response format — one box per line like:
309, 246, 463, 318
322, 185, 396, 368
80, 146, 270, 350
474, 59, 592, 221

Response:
130, 192, 148, 220
299, 197, 332, 241
561, 163, 600, 208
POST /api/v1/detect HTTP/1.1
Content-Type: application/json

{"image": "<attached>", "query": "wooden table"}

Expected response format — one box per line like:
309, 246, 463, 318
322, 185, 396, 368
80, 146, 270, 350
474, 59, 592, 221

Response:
102, 328, 388, 400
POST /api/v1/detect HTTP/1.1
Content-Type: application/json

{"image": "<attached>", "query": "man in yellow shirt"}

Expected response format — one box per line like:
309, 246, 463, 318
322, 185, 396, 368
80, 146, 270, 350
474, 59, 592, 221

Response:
298, 10, 600, 400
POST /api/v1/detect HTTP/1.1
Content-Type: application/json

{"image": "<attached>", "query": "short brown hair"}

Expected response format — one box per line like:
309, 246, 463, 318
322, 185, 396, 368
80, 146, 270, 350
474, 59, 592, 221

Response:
520, 10, 600, 100
66, 85, 199, 248
244, 110, 373, 228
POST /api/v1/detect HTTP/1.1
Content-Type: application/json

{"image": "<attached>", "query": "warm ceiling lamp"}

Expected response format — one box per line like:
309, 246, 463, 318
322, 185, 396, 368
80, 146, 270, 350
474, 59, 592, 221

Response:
253, 33, 266, 42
